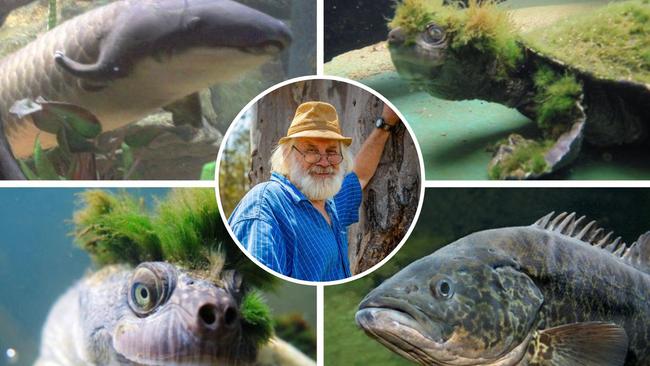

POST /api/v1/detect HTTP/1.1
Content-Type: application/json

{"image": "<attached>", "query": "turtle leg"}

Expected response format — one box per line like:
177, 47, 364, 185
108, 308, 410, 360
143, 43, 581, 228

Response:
488, 100, 587, 180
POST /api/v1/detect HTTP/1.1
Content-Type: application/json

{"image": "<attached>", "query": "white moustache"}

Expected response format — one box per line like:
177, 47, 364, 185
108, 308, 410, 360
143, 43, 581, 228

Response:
309, 166, 335, 175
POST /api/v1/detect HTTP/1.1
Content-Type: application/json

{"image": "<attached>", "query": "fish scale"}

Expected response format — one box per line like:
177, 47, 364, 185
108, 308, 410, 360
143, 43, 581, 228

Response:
0, 1, 115, 133
0, 0, 291, 159
357, 212, 650, 365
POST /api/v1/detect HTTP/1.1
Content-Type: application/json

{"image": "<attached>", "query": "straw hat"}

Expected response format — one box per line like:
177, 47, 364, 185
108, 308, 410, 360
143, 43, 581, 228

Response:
278, 101, 352, 145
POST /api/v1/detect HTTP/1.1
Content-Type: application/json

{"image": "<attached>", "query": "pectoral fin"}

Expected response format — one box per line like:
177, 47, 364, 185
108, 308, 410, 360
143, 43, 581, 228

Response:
527, 322, 628, 366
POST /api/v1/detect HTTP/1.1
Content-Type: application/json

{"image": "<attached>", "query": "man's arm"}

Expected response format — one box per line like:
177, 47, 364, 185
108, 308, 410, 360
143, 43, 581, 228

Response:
230, 219, 288, 275
353, 104, 400, 189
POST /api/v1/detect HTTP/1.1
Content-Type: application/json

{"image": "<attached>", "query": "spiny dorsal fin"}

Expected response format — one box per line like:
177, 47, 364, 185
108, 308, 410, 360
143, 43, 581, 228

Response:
621, 232, 650, 274
533, 212, 650, 274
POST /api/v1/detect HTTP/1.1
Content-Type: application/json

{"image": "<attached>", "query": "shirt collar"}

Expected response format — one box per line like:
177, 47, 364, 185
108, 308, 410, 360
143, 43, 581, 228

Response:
270, 172, 309, 203
270, 172, 336, 209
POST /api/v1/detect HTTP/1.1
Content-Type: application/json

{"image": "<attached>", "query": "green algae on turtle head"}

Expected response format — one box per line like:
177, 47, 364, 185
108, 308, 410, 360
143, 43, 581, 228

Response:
389, 0, 523, 71
74, 188, 276, 289
241, 290, 274, 346
524, 0, 650, 84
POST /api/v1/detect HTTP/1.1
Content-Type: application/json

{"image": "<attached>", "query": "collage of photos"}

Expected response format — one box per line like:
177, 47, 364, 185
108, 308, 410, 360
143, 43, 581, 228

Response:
0, 0, 648, 365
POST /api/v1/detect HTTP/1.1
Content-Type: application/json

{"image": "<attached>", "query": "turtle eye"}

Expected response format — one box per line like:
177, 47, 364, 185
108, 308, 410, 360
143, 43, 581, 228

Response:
431, 277, 454, 299
423, 23, 446, 45
128, 265, 171, 316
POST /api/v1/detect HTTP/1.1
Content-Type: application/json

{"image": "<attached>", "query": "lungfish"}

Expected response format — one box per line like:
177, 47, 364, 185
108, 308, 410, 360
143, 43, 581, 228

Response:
357, 212, 650, 365
0, 0, 291, 158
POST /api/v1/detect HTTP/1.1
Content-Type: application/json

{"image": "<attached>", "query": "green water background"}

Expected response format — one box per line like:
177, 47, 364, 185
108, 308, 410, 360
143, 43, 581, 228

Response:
325, 188, 650, 364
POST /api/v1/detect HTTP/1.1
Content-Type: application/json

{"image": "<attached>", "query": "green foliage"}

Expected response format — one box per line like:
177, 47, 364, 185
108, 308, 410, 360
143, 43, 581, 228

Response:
219, 125, 251, 217
241, 291, 274, 346
73, 190, 162, 265
389, 0, 523, 73
533, 66, 582, 135
32, 136, 62, 180
73, 188, 276, 289
47, 0, 57, 30
524, 0, 650, 84
274, 314, 316, 358
488, 138, 552, 180
200, 161, 216, 180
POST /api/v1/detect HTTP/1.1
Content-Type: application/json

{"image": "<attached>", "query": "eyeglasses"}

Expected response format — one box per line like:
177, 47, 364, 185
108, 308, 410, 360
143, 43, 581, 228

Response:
292, 145, 344, 165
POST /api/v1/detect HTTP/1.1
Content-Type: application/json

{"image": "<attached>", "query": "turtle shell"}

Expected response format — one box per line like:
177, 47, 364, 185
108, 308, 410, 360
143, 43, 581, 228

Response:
520, 0, 650, 146
521, 0, 649, 86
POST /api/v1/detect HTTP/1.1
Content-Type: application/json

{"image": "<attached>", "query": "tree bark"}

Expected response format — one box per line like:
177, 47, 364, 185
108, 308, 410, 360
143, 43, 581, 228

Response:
250, 79, 420, 275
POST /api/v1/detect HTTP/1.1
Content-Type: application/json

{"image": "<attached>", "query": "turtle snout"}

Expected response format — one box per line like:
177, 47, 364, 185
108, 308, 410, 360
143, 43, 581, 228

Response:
197, 291, 239, 332
388, 27, 406, 45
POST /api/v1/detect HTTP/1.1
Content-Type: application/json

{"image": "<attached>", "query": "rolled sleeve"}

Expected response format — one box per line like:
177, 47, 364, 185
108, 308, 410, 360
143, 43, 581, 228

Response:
230, 218, 287, 275
334, 172, 362, 227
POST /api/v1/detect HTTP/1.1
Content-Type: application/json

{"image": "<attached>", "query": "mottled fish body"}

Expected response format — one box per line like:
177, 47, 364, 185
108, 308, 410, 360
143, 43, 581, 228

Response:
0, 0, 291, 158
357, 212, 650, 365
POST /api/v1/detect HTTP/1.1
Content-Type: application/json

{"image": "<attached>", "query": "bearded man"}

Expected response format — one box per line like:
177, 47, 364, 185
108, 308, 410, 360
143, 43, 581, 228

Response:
228, 101, 399, 281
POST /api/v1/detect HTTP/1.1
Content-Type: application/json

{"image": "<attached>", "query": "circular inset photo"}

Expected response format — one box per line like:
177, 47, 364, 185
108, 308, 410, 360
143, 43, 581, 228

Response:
216, 76, 424, 284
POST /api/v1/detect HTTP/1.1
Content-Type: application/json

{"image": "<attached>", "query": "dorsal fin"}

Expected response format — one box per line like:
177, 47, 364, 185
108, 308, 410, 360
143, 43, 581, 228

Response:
621, 232, 650, 274
531, 212, 650, 273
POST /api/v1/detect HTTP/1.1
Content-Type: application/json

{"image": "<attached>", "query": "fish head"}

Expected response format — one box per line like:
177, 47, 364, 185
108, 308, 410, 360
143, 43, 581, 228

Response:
131, 0, 291, 59
112, 262, 258, 365
356, 234, 544, 365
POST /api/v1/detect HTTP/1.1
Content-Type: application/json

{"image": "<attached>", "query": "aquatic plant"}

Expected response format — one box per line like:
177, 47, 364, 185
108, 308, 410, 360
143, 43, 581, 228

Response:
488, 138, 551, 180
533, 66, 582, 137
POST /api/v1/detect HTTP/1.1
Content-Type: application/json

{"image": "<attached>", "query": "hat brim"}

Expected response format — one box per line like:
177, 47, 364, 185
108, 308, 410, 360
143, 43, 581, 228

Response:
278, 130, 352, 146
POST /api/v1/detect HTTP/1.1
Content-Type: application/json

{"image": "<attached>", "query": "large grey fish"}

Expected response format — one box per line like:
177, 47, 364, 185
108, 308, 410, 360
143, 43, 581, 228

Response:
36, 261, 315, 366
356, 212, 650, 365
0, 0, 291, 158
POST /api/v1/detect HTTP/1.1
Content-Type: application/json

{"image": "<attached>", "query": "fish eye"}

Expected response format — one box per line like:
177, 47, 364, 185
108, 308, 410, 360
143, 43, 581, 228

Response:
423, 23, 446, 45
128, 266, 170, 316
431, 277, 454, 299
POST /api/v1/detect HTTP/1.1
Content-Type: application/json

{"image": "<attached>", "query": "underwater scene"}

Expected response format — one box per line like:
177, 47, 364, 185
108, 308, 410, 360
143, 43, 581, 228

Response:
0, 0, 315, 180
0, 188, 316, 365
326, 188, 650, 365
325, 0, 650, 180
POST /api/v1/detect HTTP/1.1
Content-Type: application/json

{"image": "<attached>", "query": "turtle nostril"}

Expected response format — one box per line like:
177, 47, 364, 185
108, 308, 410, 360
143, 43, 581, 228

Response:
224, 306, 238, 327
199, 304, 218, 327
388, 27, 405, 45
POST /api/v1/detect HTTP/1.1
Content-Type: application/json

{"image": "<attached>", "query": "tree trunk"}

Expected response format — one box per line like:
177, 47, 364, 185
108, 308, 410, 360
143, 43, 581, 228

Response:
250, 79, 420, 275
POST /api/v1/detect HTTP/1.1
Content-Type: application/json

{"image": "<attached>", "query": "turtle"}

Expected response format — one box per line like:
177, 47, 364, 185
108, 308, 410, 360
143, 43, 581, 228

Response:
386, 0, 650, 179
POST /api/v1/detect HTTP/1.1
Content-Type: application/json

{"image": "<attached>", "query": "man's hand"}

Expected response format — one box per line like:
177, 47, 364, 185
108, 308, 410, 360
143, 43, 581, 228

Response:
382, 104, 400, 126
354, 104, 402, 189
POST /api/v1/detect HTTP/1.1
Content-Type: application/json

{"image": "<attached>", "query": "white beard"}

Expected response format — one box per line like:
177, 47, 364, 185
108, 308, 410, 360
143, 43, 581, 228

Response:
288, 156, 345, 201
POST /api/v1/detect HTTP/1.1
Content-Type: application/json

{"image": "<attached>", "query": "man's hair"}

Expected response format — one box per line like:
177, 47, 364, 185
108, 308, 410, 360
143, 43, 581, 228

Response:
269, 140, 354, 178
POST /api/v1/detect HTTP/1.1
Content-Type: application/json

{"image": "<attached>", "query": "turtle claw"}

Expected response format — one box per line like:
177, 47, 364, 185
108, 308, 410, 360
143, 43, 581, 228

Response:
488, 115, 586, 180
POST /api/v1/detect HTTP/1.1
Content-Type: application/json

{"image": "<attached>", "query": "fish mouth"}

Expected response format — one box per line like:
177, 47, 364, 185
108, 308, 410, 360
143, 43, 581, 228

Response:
242, 39, 290, 55
356, 298, 450, 365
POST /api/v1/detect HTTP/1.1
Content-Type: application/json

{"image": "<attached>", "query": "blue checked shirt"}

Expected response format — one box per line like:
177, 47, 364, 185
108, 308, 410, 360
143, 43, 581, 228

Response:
228, 172, 362, 281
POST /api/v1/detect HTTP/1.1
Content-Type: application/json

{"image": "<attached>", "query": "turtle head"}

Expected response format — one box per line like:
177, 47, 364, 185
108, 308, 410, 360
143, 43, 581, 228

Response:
112, 262, 271, 365
387, 0, 524, 101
